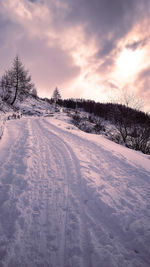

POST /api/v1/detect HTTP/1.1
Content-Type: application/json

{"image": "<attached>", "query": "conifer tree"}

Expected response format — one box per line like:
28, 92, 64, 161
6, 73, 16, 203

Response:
52, 87, 61, 102
0, 55, 35, 105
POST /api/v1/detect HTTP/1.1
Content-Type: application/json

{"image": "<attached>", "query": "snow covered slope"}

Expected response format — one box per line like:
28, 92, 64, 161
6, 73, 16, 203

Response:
0, 113, 150, 267
15, 96, 53, 116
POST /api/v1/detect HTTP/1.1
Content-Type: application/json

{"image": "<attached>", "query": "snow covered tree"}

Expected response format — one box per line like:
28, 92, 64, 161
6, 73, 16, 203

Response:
52, 87, 61, 103
0, 55, 35, 105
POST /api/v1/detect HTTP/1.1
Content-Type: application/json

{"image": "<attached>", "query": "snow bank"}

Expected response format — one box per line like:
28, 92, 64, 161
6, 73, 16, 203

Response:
0, 111, 22, 140
48, 112, 150, 172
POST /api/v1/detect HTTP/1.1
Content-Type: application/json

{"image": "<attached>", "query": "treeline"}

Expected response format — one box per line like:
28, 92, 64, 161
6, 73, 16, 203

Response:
58, 98, 150, 126
55, 98, 150, 154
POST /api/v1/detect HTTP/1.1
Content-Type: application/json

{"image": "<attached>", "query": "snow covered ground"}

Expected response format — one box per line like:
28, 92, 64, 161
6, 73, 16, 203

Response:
0, 112, 150, 267
0, 112, 19, 140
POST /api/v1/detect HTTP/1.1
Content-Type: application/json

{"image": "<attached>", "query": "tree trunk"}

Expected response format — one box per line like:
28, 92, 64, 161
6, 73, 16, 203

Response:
11, 86, 18, 105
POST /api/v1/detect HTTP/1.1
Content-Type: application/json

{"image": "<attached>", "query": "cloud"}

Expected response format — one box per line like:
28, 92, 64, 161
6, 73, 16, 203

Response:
0, 0, 150, 110
17, 36, 81, 95
136, 66, 150, 95
28, 0, 37, 2
97, 57, 115, 75
0, 16, 24, 73
0, 0, 81, 97
126, 39, 148, 51
135, 66, 150, 111
63, 0, 150, 55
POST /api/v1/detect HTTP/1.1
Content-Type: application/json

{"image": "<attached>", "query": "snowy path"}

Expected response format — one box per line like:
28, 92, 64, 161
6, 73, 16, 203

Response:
0, 116, 150, 267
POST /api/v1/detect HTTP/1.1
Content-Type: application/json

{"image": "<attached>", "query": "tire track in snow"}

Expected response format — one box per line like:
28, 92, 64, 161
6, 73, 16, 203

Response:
35, 118, 91, 267
40, 119, 122, 267
0, 117, 150, 267
41, 117, 150, 267
0, 118, 89, 267
14, 118, 79, 267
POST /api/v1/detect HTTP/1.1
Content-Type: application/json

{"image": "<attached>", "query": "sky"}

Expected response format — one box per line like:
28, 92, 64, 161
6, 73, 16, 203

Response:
0, 0, 150, 112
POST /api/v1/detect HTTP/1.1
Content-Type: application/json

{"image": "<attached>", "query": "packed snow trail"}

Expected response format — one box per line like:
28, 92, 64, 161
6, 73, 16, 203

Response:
0, 116, 150, 267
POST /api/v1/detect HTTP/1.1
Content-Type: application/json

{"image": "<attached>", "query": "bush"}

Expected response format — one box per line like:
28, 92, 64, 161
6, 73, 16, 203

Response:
108, 132, 122, 144
94, 120, 105, 133
72, 113, 82, 125
129, 125, 150, 154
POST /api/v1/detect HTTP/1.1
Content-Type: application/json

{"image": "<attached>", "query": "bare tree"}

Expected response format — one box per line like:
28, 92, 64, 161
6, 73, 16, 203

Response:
0, 55, 35, 105
121, 88, 144, 110
129, 124, 150, 154
109, 88, 144, 111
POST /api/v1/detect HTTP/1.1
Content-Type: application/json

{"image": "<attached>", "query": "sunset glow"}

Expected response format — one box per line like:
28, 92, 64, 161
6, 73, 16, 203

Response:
0, 0, 150, 111
116, 48, 144, 80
